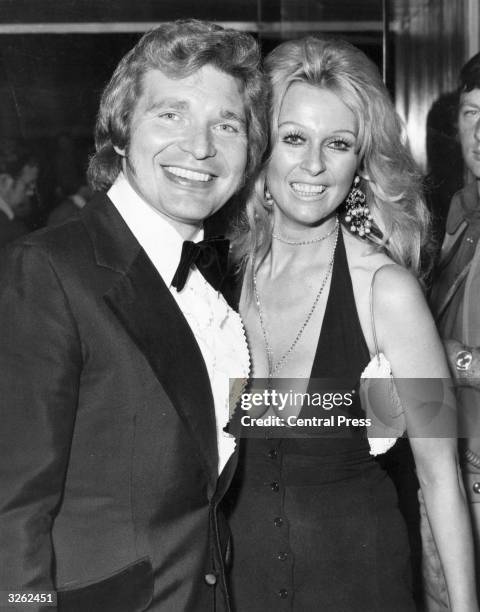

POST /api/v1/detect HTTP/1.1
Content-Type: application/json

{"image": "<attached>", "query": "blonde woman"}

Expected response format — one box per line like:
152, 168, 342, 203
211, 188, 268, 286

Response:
224, 37, 477, 612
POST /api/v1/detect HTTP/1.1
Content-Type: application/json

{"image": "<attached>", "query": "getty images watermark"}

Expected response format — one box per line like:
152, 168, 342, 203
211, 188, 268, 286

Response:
239, 388, 365, 429
228, 377, 475, 439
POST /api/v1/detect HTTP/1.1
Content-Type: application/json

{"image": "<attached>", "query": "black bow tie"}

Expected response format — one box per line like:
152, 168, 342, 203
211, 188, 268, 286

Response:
171, 236, 230, 292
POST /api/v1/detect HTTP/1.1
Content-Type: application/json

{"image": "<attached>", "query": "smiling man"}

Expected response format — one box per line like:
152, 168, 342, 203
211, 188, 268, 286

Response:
113, 66, 249, 235
0, 21, 265, 612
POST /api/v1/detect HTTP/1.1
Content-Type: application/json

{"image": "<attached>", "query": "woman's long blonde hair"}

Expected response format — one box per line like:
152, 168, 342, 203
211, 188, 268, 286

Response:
231, 36, 431, 288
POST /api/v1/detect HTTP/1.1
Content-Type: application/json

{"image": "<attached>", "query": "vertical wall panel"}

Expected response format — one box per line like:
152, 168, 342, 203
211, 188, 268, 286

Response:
393, 0, 467, 170
466, 0, 480, 59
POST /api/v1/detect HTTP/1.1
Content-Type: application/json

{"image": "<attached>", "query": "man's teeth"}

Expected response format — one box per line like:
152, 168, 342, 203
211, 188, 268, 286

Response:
165, 166, 213, 182
291, 183, 326, 195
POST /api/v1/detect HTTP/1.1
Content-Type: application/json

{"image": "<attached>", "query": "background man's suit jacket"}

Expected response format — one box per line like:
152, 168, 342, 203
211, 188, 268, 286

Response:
430, 181, 480, 567
0, 209, 29, 248
0, 193, 237, 612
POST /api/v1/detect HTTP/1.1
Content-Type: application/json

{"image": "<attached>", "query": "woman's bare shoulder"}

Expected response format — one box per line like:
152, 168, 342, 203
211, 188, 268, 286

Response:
344, 232, 417, 293
370, 263, 425, 313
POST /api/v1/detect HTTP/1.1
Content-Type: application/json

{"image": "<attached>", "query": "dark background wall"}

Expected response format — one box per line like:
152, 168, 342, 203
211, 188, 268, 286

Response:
0, 0, 384, 223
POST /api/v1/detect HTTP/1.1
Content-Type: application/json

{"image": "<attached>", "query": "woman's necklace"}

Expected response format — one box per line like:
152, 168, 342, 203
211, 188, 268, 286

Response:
253, 217, 339, 380
272, 218, 338, 245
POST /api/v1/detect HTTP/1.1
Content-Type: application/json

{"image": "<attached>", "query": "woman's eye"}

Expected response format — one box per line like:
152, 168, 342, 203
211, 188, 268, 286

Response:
283, 133, 305, 145
328, 139, 351, 151
463, 109, 479, 118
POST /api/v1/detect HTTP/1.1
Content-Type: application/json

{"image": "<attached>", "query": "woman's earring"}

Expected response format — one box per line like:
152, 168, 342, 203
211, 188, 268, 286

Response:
345, 176, 372, 237
264, 186, 274, 208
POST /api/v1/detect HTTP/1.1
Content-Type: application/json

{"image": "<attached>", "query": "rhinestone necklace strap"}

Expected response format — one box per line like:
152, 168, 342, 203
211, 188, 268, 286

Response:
272, 216, 338, 245
253, 217, 340, 380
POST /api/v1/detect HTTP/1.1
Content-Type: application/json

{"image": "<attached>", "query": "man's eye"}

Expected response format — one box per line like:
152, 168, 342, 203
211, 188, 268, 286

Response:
159, 112, 180, 121
215, 123, 239, 134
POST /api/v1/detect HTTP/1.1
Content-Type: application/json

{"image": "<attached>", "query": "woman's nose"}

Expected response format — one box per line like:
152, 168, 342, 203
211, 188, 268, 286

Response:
299, 146, 326, 175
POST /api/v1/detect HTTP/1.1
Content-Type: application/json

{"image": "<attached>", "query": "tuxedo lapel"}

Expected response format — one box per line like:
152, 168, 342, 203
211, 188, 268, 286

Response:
82, 194, 219, 485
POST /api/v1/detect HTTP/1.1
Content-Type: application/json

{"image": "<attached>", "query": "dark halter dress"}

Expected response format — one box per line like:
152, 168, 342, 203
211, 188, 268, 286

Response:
223, 230, 415, 612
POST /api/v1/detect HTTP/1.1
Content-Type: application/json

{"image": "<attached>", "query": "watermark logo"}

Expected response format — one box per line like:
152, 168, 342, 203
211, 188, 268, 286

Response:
228, 377, 472, 439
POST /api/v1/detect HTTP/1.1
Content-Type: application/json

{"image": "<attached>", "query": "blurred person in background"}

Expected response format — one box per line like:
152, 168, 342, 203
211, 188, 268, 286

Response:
47, 182, 93, 226
0, 138, 38, 246
53, 132, 82, 203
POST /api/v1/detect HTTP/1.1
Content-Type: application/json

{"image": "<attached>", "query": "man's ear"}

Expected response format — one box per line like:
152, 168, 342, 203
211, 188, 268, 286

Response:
0, 173, 14, 197
113, 145, 126, 157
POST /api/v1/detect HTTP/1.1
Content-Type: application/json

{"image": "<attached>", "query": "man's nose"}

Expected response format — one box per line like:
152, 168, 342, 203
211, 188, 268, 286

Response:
181, 125, 216, 159
300, 145, 326, 175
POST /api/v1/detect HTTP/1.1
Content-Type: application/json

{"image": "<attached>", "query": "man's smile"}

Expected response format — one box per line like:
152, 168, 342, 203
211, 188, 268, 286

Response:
163, 165, 215, 183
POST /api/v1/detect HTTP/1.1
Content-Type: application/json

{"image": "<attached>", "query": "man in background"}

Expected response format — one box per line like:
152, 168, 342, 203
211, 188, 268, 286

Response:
429, 51, 480, 606
47, 182, 93, 226
0, 139, 38, 246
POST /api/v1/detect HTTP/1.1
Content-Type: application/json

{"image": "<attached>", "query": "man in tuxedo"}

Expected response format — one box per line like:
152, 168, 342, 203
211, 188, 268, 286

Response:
0, 21, 265, 611
0, 139, 38, 247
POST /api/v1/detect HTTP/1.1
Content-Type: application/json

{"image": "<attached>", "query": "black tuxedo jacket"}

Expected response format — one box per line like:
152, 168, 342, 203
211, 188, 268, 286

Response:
0, 193, 238, 611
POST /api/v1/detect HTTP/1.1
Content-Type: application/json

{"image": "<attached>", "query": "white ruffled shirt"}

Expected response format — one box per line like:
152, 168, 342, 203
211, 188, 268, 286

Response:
108, 173, 249, 473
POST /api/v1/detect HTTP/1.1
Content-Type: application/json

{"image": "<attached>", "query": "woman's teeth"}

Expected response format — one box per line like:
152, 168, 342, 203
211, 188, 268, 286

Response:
291, 182, 326, 195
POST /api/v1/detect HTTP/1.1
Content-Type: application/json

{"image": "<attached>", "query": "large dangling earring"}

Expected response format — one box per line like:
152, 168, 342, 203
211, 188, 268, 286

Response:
345, 176, 372, 237
264, 186, 274, 208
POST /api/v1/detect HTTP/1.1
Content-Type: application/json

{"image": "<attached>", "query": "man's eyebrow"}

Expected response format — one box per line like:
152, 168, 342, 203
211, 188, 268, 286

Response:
220, 109, 246, 126
146, 98, 189, 113
460, 101, 480, 109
